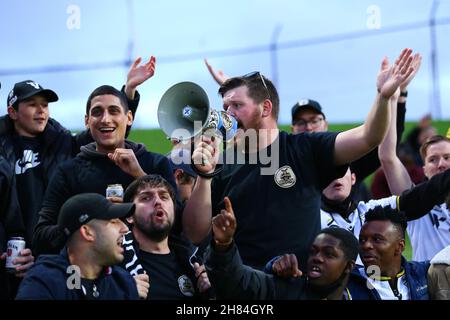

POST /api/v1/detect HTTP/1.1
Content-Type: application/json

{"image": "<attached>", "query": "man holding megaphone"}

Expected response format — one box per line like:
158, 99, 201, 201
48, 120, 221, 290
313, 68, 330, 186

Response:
183, 49, 418, 271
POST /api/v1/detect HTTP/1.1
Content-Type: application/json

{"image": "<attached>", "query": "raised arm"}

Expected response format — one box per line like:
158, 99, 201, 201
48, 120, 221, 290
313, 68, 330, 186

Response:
334, 49, 415, 166
124, 56, 156, 100
182, 136, 219, 244
399, 168, 450, 221
204, 59, 229, 85
205, 197, 277, 299
378, 92, 413, 194
350, 90, 407, 183
379, 53, 422, 195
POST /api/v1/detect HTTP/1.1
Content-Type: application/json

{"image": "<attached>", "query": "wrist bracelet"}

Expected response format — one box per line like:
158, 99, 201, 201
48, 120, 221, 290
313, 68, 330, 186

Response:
400, 91, 408, 97
214, 238, 232, 247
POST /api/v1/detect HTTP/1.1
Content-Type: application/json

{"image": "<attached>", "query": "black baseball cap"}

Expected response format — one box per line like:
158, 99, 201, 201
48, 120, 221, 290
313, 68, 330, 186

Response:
58, 193, 135, 237
168, 148, 197, 178
291, 99, 325, 123
7, 80, 58, 108
169, 160, 198, 179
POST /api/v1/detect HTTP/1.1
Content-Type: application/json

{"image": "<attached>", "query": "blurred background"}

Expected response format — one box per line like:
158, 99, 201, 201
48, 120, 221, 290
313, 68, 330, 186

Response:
0, 0, 449, 146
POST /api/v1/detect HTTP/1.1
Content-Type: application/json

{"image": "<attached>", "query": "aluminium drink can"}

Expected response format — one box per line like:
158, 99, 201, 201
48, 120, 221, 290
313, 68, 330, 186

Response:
6, 237, 26, 273
106, 184, 124, 198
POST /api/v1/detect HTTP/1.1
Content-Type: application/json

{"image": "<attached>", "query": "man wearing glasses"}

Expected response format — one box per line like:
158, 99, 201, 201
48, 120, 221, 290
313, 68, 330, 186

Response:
292, 98, 375, 203
185, 49, 417, 270
289, 53, 421, 204
291, 99, 328, 133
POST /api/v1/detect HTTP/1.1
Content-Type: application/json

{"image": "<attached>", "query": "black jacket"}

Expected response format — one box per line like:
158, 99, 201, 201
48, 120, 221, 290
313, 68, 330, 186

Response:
0, 219, 7, 300
15, 248, 139, 300
0, 157, 20, 241
0, 157, 22, 300
33, 141, 175, 256
205, 242, 320, 300
399, 167, 450, 220
348, 258, 429, 300
0, 89, 140, 244
0, 117, 91, 243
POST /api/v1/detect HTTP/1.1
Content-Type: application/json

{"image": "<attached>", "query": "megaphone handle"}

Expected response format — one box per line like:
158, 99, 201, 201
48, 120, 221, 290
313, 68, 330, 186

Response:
191, 163, 224, 179
190, 138, 225, 178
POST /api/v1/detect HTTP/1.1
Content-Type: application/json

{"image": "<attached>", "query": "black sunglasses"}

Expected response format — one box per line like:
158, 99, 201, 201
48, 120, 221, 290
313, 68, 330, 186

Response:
242, 71, 271, 100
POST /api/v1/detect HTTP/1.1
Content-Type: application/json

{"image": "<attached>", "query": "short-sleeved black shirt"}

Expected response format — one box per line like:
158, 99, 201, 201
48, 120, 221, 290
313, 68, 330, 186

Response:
139, 250, 196, 300
211, 131, 347, 269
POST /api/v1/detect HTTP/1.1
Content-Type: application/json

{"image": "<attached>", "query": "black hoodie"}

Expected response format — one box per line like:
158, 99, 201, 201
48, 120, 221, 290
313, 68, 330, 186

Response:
0, 117, 92, 245
0, 87, 139, 245
15, 248, 139, 300
33, 141, 175, 256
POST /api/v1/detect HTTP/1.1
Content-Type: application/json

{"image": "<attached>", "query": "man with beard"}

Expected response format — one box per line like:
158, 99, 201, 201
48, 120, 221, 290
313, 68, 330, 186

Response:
121, 174, 211, 300
16, 193, 138, 300
205, 196, 359, 300
185, 49, 418, 270
205, 55, 421, 204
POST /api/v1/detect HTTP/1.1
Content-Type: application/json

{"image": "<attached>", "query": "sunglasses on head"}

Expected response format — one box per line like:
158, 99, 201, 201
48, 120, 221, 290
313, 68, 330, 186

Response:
242, 71, 271, 100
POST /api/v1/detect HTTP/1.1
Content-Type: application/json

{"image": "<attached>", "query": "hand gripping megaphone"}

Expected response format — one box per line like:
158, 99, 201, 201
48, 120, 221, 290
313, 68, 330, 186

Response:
157, 82, 238, 177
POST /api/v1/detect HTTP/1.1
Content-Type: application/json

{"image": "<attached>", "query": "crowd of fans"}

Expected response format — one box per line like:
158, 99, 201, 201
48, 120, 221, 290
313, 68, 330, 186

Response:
1, 49, 450, 300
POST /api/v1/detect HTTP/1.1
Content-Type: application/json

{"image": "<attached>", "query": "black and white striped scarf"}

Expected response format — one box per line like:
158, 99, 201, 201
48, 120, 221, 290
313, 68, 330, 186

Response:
122, 231, 145, 276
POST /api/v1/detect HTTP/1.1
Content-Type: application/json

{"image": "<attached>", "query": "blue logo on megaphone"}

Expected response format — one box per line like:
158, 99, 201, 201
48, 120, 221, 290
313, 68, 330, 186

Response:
182, 107, 237, 141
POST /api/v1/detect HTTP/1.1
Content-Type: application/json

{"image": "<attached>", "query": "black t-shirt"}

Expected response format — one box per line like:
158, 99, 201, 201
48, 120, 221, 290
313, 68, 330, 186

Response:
13, 135, 46, 244
80, 278, 101, 300
139, 249, 196, 300
211, 131, 347, 270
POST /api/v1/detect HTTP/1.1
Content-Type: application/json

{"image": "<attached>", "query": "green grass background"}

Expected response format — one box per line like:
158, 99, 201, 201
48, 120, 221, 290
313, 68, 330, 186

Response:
128, 120, 450, 260
128, 120, 450, 156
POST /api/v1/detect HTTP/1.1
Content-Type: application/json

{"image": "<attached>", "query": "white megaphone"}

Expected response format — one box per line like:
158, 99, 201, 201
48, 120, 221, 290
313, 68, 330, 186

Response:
157, 82, 238, 142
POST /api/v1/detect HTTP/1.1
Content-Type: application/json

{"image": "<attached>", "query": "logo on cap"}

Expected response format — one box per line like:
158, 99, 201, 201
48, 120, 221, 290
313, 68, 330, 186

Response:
298, 99, 310, 106
8, 96, 17, 106
26, 81, 41, 90
64, 228, 71, 236
78, 214, 89, 224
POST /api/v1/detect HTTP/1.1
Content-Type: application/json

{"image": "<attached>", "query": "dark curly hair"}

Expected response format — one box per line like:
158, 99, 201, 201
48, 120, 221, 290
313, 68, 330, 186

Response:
123, 174, 176, 210
319, 227, 359, 262
364, 205, 407, 239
